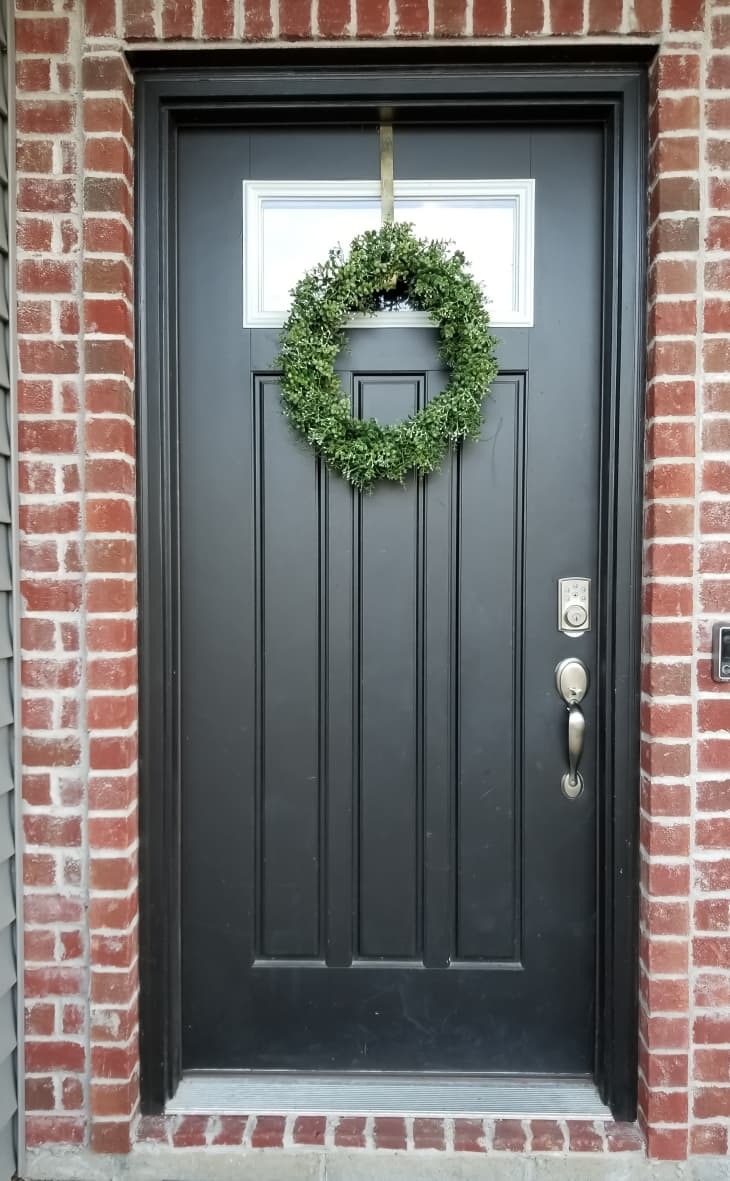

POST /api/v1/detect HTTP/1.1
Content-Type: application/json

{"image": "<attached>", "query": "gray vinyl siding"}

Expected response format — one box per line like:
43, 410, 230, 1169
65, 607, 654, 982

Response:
0, 0, 16, 1173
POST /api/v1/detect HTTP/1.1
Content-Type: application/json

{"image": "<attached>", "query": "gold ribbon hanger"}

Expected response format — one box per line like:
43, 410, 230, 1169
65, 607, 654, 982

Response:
379, 124, 394, 224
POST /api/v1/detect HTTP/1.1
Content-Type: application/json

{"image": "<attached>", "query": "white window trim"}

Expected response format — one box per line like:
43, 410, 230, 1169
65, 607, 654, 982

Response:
242, 179, 535, 330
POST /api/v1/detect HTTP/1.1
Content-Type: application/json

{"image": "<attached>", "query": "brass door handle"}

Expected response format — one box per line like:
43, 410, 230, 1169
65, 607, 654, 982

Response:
555, 658, 589, 800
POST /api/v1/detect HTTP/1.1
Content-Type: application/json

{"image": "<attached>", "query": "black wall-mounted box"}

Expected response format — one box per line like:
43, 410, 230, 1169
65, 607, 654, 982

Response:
712, 623, 730, 683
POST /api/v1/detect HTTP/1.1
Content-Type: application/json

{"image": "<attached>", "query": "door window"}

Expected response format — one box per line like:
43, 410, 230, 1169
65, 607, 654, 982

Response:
243, 179, 535, 328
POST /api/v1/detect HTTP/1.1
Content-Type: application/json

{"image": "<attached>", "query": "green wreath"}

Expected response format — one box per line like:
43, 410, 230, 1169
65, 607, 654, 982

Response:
277, 220, 499, 490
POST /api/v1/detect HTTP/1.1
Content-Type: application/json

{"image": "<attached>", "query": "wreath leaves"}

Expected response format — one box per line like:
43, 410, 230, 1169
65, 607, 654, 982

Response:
277, 221, 499, 489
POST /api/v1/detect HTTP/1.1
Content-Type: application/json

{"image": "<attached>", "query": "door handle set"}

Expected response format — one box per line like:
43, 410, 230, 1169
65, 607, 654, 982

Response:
554, 658, 589, 800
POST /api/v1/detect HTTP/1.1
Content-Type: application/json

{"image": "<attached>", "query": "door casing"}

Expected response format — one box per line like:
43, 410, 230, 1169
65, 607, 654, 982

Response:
134, 50, 648, 1122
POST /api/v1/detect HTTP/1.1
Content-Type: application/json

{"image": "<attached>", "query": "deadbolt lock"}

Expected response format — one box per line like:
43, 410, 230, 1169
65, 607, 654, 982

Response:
558, 577, 591, 637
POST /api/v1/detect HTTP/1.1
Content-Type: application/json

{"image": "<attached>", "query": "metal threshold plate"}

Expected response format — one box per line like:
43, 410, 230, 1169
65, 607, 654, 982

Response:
168, 1073, 611, 1118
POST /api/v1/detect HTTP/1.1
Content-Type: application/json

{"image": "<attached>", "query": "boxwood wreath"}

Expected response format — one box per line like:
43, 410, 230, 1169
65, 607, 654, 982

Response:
277, 221, 499, 489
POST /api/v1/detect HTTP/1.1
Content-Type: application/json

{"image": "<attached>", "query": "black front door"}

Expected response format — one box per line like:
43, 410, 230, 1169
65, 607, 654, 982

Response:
174, 120, 603, 1075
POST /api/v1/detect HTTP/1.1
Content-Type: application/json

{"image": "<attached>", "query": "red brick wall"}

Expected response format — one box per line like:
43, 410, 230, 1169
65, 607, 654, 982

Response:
15, 0, 729, 1167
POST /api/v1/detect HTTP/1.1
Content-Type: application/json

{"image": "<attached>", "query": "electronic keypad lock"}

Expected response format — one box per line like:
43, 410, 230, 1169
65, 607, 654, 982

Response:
712, 623, 730, 682
558, 578, 591, 637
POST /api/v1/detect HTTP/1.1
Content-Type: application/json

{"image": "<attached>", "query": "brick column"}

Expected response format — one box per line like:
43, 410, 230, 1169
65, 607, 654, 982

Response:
16, 0, 88, 1150
81, 35, 139, 1154
639, 42, 703, 1161
691, 1, 730, 1156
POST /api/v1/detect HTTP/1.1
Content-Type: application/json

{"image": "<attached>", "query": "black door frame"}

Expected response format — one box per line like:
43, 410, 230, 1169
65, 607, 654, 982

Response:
134, 50, 648, 1121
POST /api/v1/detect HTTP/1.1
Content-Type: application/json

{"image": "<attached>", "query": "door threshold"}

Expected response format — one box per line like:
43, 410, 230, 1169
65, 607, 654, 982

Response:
167, 1072, 611, 1118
